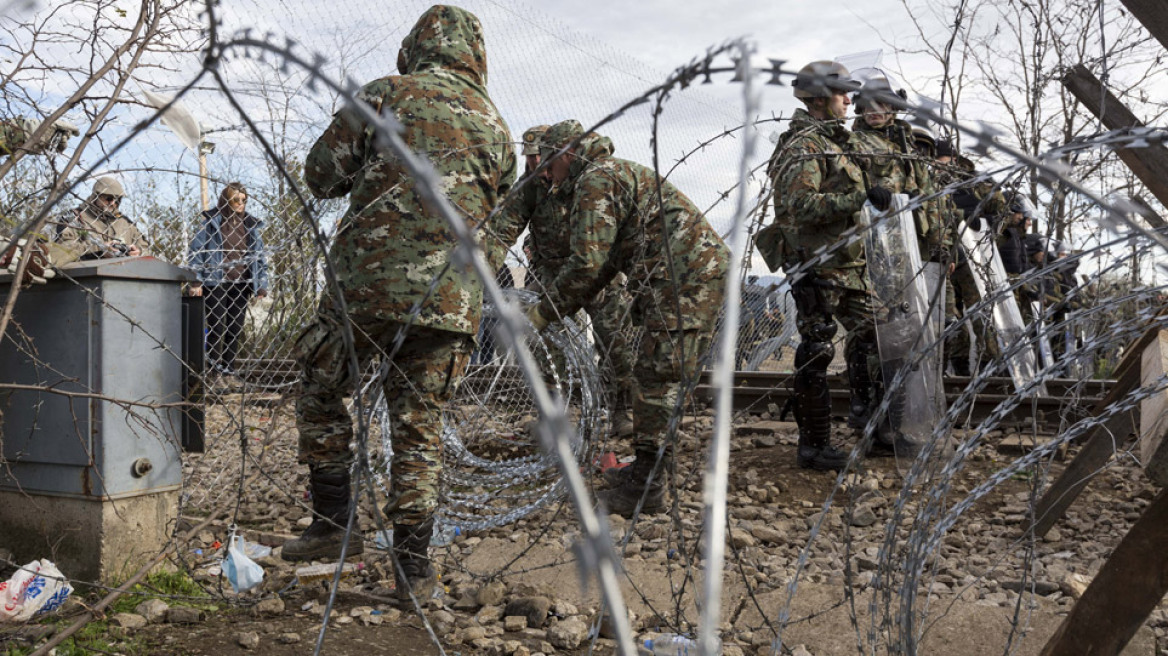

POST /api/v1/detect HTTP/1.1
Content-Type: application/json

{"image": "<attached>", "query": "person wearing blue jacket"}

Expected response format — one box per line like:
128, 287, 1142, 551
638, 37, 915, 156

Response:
188, 182, 269, 375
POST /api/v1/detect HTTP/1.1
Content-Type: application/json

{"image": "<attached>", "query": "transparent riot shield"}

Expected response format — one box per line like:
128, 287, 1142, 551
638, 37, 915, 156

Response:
1030, 299, 1056, 371
957, 221, 1048, 396
860, 194, 948, 461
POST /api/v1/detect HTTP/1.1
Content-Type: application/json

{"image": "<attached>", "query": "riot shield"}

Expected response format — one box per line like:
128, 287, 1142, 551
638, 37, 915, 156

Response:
1031, 299, 1056, 371
860, 194, 948, 462
957, 221, 1047, 396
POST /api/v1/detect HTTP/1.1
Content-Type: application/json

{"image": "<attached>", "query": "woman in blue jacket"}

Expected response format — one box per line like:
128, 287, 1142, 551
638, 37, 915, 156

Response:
188, 182, 270, 375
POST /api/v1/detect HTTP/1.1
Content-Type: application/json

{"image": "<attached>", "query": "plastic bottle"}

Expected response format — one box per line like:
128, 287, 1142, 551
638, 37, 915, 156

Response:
643, 634, 720, 656
430, 524, 460, 547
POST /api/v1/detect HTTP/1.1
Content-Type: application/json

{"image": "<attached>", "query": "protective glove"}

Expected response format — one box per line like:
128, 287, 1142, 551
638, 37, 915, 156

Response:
867, 185, 892, 211
526, 305, 549, 332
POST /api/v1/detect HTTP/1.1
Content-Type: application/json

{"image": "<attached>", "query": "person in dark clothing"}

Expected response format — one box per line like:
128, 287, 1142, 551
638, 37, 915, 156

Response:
995, 201, 1031, 276
188, 182, 270, 376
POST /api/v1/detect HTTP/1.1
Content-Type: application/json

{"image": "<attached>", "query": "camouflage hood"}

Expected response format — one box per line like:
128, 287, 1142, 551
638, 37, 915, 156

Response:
785, 107, 850, 147
566, 133, 615, 183
397, 5, 489, 89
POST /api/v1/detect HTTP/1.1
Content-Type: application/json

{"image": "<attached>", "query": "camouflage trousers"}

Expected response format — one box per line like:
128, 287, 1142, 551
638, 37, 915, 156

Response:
630, 327, 715, 456
585, 282, 637, 405
295, 308, 472, 526
795, 266, 880, 380
629, 277, 723, 455
947, 261, 1000, 367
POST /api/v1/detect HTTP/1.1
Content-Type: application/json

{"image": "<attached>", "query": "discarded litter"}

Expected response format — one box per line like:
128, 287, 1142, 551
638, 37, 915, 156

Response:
222, 533, 265, 593
295, 562, 358, 585
0, 559, 73, 622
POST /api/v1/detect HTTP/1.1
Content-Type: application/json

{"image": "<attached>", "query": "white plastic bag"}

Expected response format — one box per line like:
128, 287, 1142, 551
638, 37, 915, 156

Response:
222, 534, 264, 593
0, 559, 73, 622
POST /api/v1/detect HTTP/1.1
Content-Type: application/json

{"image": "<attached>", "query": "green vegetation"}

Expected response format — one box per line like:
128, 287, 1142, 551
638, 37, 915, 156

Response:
1, 569, 219, 656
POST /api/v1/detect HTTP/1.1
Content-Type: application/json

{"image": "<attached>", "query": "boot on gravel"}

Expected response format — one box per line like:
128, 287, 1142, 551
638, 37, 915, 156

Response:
393, 519, 438, 605
596, 448, 666, 517
281, 465, 364, 562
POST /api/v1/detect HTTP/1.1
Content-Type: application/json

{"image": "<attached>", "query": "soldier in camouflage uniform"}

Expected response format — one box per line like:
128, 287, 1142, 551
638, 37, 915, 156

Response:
524, 119, 728, 517
52, 176, 149, 264
939, 147, 1007, 374
758, 60, 893, 470
488, 125, 638, 436
0, 115, 78, 158
849, 80, 947, 456
285, 5, 516, 605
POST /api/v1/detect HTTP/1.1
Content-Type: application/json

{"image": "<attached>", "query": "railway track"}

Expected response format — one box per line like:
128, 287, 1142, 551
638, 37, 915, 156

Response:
228, 359, 1112, 425
695, 371, 1113, 424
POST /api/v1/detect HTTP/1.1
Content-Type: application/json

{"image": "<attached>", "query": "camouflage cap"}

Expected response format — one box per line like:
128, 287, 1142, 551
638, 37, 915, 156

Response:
539, 119, 585, 159
522, 124, 549, 156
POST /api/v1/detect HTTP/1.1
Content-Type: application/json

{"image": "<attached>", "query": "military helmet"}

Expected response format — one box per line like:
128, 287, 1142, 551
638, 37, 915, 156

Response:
92, 176, 126, 198
540, 119, 585, 159
911, 124, 935, 146
853, 73, 907, 111
792, 61, 859, 99
522, 125, 549, 156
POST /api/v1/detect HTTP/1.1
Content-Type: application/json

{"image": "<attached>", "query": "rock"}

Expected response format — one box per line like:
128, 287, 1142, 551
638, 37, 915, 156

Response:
548, 619, 589, 649
460, 626, 488, 643
1060, 573, 1091, 599
477, 581, 506, 607
477, 605, 505, 624
166, 606, 203, 623
296, 516, 313, 528
504, 596, 552, 629
135, 598, 170, 623
237, 631, 260, 650
1000, 579, 1059, 595
454, 594, 481, 611
792, 646, 814, 656
750, 526, 785, 545
729, 528, 757, 548
738, 421, 789, 436
553, 600, 578, 617
432, 609, 457, 635
850, 504, 879, 528
253, 597, 285, 615
504, 616, 528, 632
110, 613, 147, 630
277, 633, 301, 644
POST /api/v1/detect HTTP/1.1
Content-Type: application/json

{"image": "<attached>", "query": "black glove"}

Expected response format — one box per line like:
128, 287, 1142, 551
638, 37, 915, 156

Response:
867, 186, 892, 211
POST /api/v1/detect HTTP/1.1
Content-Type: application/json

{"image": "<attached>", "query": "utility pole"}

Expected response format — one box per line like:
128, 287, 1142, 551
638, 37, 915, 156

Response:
198, 140, 215, 212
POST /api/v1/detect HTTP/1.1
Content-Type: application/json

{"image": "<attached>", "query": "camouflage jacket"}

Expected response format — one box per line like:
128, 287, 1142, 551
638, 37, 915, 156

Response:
850, 118, 946, 256
486, 168, 571, 287
305, 5, 516, 335
0, 119, 30, 157
52, 204, 149, 265
764, 108, 867, 271
538, 134, 729, 331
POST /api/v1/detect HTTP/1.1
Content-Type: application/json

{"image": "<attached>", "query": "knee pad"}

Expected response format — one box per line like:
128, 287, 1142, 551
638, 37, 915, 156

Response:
794, 337, 834, 391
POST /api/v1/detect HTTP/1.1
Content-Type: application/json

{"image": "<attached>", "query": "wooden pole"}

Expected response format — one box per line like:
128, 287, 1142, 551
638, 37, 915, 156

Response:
1061, 64, 1168, 211
1118, 0, 1168, 54
1039, 486, 1168, 656
198, 147, 209, 212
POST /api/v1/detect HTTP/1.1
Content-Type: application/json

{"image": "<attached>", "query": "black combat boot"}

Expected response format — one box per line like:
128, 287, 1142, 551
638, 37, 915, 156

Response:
393, 519, 437, 605
282, 465, 365, 561
846, 344, 876, 430
596, 447, 666, 518
794, 339, 848, 471
794, 389, 849, 470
